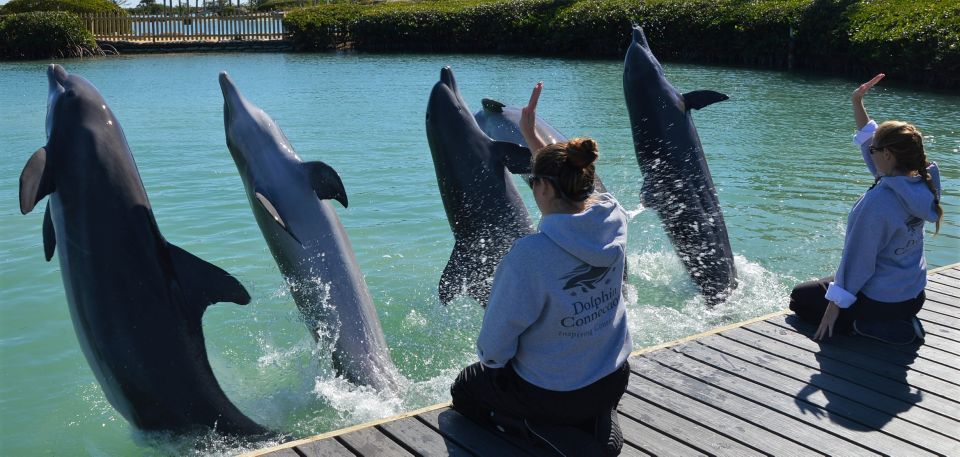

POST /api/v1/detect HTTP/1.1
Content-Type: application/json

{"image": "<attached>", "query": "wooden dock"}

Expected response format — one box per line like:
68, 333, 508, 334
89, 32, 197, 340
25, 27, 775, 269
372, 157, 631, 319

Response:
247, 264, 960, 456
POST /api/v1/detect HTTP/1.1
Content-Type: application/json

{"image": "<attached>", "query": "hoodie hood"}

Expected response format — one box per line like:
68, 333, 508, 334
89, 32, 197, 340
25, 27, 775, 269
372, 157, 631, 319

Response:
539, 193, 627, 267
878, 162, 941, 223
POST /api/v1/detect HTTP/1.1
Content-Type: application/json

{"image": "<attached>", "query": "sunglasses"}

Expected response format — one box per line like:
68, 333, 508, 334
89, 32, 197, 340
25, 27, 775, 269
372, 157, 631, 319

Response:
869, 145, 885, 155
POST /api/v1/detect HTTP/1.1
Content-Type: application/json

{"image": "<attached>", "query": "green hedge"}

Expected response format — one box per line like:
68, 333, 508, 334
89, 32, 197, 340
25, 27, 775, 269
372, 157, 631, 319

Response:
284, 0, 960, 89
2, 0, 125, 15
0, 11, 100, 59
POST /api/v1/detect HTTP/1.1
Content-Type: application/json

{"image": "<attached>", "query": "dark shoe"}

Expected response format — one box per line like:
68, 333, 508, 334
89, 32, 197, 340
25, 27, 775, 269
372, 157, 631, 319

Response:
853, 319, 916, 345
911, 316, 925, 342
524, 419, 607, 457
593, 407, 623, 456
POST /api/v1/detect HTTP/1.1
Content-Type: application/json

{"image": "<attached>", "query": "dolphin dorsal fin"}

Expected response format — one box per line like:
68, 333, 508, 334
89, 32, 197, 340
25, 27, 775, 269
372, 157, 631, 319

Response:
43, 203, 56, 261
482, 98, 506, 113
682, 90, 729, 111
304, 161, 348, 208
167, 243, 251, 319
493, 141, 532, 174
19, 147, 55, 215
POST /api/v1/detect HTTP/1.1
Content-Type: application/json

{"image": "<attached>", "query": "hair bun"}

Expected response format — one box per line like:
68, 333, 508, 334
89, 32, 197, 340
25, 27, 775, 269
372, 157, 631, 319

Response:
567, 137, 598, 169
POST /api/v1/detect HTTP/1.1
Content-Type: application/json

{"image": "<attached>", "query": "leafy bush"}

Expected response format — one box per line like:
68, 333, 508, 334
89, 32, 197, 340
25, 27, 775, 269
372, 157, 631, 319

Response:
0, 11, 100, 59
2, 0, 125, 15
283, 0, 958, 88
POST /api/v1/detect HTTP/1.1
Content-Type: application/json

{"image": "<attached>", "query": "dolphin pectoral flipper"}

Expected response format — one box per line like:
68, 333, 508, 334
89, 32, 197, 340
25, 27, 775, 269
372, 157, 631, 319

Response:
682, 90, 729, 111
19, 147, 54, 215
254, 191, 303, 245
304, 161, 348, 208
43, 203, 56, 261
167, 243, 251, 314
493, 141, 532, 174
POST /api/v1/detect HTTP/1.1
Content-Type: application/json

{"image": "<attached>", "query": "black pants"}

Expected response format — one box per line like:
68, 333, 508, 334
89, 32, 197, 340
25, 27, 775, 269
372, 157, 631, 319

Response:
450, 361, 630, 427
789, 276, 925, 333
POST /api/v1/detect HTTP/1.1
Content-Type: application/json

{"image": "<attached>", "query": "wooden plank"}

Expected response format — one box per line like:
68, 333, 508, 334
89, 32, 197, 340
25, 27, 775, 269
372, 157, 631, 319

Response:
625, 368, 819, 455
920, 298, 960, 319
919, 321, 960, 345
378, 416, 471, 456
336, 426, 412, 457
296, 437, 355, 456
938, 268, 960, 280
619, 413, 705, 457
754, 318, 960, 400
618, 386, 764, 457
261, 449, 299, 457
930, 274, 960, 288
766, 314, 960, 380
699, 332, 960, 441
417, 408, 546, 457
919, 307, 960, 331
654, 344, 930, 456
675, 339, 945, 456
631, 354, 873, 456
925, 280, 960, 299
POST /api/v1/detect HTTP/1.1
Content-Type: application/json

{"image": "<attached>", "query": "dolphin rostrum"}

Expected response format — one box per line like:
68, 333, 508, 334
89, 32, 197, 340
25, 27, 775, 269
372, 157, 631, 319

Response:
219, 72, 400, 392
425, 67, 534, 305
18, 65, 267, 435
623, 26, 737, 303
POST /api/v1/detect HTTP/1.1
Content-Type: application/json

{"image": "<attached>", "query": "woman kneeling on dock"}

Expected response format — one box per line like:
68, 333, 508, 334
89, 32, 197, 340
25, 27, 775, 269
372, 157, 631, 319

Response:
791, 74, 943, 345
450, 82, 632, 456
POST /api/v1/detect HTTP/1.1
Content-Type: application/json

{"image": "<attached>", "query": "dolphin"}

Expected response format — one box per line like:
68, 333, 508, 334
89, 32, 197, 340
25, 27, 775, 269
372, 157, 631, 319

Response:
623, 26, 737, 302
474, 97, 608, 193
426, 67, 535, 305
219, 72, 400, 392
18, 65, 267, 435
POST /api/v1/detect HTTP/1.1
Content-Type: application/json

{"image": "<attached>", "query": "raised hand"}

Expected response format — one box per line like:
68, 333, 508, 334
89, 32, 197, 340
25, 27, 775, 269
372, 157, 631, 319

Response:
852, 73, 885, 101
519, 81, 546, 153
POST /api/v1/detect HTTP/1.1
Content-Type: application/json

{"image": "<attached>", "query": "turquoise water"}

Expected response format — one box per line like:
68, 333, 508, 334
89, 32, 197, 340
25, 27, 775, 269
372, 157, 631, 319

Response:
1, 53, 957, 456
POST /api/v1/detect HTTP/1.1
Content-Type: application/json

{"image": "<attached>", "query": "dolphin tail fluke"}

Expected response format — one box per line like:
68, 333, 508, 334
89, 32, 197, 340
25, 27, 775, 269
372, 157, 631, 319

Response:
493, 141, 532, 174
682, 90, 729, 111
304, 160, 348, 208
19, 147, 54, 215
167, 243, 252, 317
438, 243, 493, 305
43, 203, 56, 261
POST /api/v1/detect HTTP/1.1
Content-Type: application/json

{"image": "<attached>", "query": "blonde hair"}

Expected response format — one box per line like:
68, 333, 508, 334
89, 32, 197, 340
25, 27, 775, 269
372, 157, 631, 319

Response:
531, 137, 598, 202
874, 120, 943, 233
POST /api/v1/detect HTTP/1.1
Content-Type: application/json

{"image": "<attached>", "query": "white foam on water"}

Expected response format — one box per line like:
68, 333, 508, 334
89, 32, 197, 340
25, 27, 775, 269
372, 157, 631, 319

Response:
624, 250, 790, 348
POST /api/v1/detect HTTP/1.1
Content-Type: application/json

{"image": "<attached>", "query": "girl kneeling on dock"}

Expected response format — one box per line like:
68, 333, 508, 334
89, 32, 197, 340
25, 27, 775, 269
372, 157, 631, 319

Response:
450, 82, 632, 456
790, 74, 943, 345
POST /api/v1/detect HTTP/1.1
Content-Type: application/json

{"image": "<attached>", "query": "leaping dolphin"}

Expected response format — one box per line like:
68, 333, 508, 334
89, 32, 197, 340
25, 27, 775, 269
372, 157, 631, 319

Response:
18, 65, 267, 435
425, 67, 534, 305
219, 72, 400, 392
623, 26, 737, 302
474, 97, 607, 194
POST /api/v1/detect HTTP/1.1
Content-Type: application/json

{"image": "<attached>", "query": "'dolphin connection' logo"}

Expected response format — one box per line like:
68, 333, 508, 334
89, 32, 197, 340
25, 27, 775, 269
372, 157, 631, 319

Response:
558, 262, 621, 336
561, 262, 615, 294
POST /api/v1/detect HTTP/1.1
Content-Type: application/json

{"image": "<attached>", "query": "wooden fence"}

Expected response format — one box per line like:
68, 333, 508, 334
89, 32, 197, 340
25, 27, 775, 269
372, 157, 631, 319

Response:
84, 12, 287, 42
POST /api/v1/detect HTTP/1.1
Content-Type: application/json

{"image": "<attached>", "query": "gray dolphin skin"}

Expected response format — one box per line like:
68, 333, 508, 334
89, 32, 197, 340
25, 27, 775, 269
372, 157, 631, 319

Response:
219, 72, 400, 392
18, 65, 267, 435
426, 67, 535, 305
474, 98, 607, 194
623, 26, 737, 303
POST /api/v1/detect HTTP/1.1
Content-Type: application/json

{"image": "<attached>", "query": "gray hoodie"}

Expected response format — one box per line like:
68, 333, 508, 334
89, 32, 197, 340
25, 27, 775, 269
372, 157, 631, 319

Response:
826, 120, 943, 308
476, 193, 632, 391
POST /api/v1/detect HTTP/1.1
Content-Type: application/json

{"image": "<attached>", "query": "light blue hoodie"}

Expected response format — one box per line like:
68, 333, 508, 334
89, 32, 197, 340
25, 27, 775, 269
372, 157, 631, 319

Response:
476, 193, 632, 391
826, 120, 943, 308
